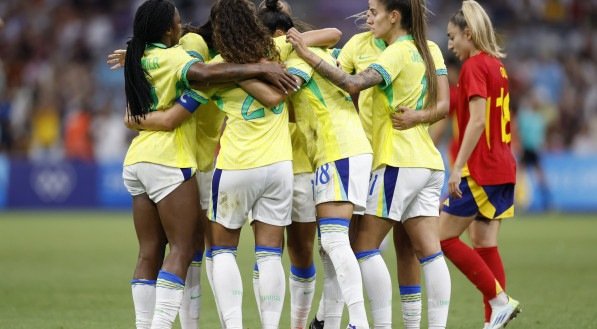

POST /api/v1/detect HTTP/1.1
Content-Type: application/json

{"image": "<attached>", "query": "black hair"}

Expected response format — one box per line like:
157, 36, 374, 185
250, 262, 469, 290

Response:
258, 0, 294, 34
124, 0, 176, 122
182, 20, 214, 50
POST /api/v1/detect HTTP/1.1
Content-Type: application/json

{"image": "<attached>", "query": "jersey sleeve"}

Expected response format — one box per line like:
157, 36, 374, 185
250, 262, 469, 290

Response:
169, 47, 201, 90
286, 50, 314, 86
337, 35, 359, 74
461, 58, 488, 100
179, 33, 210, 62
429, 42, 447, 76
368, 43, 405, 89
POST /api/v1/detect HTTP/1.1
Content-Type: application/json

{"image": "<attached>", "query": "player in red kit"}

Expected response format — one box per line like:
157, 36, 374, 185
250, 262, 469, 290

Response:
438, 2, 521, 329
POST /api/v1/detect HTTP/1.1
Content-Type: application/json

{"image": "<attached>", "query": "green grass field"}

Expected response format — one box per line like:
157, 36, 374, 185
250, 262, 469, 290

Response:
1, 211, 596, 329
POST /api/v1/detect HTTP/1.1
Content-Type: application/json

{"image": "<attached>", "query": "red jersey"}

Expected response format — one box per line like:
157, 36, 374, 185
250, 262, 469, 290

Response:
448, 85, 459, 165
455, 52, 516, 185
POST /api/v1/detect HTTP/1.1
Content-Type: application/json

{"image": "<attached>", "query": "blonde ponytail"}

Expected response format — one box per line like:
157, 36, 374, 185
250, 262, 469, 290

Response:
458, 0, 506, 58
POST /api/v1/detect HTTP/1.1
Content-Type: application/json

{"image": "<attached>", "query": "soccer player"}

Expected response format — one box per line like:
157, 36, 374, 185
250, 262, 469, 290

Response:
334, 11, 425, 329
122, 1, 296, 328
287, 0, 452, 328
257, 2, 346, 328
439, 1, 521, 329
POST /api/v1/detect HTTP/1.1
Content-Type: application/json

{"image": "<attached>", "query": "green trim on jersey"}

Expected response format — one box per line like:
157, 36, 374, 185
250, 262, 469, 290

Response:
305, 79, 327, 107
180, 58, 201, 89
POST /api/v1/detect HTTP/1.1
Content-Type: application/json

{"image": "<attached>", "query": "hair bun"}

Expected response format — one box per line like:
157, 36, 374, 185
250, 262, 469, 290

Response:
266, 0, 279, 11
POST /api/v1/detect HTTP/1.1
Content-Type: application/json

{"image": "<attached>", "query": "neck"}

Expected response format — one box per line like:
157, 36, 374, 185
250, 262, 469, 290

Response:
470, 48, 481, 57
384, 28, 408, 45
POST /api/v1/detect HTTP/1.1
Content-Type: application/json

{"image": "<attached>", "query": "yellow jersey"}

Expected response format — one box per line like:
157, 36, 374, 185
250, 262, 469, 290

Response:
337, 32, 386, 142
369, 35, 447, 170
201, 56, 292, 170
179, 33, 226, 172
124, 43, 206, 169
274, 36, 316, 174
287, 47, 372, 168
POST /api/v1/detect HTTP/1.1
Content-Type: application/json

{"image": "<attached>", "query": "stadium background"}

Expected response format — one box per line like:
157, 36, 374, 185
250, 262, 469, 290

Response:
0, 1, 596, 329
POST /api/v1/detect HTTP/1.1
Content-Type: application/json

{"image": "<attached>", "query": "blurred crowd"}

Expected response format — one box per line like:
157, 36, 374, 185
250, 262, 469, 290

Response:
0, 0, 595, 163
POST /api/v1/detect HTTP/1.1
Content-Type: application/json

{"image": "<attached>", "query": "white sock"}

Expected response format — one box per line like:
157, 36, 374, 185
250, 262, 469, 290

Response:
420, 252, 451, 329
256, 246, 285, 329
399, 285, 422, 329
205, 250, 225, 328
315, 291, 325, 321
357, 250, 392, 329
321, 250, 343, 329
319, 218, 368, 329
179, 252, 202, 329
212, 247, 243, 329
132, 279, 156, 329
151, 270, 185, 329
253, 263, 262, 319
289, 264, 316, 329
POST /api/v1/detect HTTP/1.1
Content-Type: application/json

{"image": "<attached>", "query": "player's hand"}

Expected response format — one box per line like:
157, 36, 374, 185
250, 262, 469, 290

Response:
107, 49, 127, 70
286, 27, 308, 57
391, 106, 419, 130
258, 61, 298, 94
448, 169, 463, 199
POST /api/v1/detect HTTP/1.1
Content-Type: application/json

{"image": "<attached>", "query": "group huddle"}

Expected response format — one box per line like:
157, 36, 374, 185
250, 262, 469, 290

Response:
111, 0, 522, 328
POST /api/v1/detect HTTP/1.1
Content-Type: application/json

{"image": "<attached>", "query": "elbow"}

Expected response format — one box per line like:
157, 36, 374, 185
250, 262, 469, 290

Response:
262, 94, 286, 108
346, 84, 360, 96
162, 117, 178, 131
330, 28, 342, 44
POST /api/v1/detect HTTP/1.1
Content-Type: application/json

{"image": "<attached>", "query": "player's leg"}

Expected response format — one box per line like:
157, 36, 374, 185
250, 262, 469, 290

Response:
179, 172, 210, 329
287, 221, 317, 329
287, 172, 318, 329
393, 223, 422, 329
315, 155, 371, 329
469, 217, 503, 326
394, 168, 451, 329
152, 173, 201, 329
440, 178, 518, 329
131, 193, 166, 329
252, 161, 293, 329
209, 168, 258, 329
352, 214, 393, 329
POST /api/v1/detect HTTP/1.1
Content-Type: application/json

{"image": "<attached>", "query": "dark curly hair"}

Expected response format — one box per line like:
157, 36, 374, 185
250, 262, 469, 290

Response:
211, 0, 279, 64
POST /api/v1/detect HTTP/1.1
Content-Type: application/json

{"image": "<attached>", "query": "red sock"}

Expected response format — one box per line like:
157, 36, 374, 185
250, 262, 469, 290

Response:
476, 246, 506, 322
440, 238, 503, 302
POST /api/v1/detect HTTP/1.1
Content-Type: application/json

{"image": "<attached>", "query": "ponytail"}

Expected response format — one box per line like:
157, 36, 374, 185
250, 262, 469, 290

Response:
124, 37, 152, 122
124, 0, 176, 122
451, 0, 505, 58
409, 0, 437, 108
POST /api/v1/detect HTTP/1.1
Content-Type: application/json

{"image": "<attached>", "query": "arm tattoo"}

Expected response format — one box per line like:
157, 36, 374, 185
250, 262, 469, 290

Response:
313, 61, 383, 94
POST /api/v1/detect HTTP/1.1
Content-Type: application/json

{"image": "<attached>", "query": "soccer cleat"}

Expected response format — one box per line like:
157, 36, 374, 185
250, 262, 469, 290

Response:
483, 323, 490, 329
489, 297, 521, 329
309, 317, 324, 329
346, 325, 356, 329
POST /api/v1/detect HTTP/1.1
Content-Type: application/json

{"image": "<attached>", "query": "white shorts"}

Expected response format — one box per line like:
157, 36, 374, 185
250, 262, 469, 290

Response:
292, 173, 316, 223
209, 161, 293, 229
123, 162, 195, 203
196, 169, 214, 210
365, 166, 444, 222
314, 154, 372, 214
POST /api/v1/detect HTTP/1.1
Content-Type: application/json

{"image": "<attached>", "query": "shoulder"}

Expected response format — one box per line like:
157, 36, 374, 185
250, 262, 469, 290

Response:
180, 32, 207, 47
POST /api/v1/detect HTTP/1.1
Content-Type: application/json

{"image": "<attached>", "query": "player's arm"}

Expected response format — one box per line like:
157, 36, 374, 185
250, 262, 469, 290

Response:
448, 96, 486, 198
106, 49, 299, 93
125, 92, 200, 131
286, 28, 383, 95
300, 28, 342, 48
186, 61, 298, 94
391, 74, 449, 130
238, 79, 287, 108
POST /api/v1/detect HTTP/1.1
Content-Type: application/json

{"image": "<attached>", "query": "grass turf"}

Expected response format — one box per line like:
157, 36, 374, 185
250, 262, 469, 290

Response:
0, 211, 596, 328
